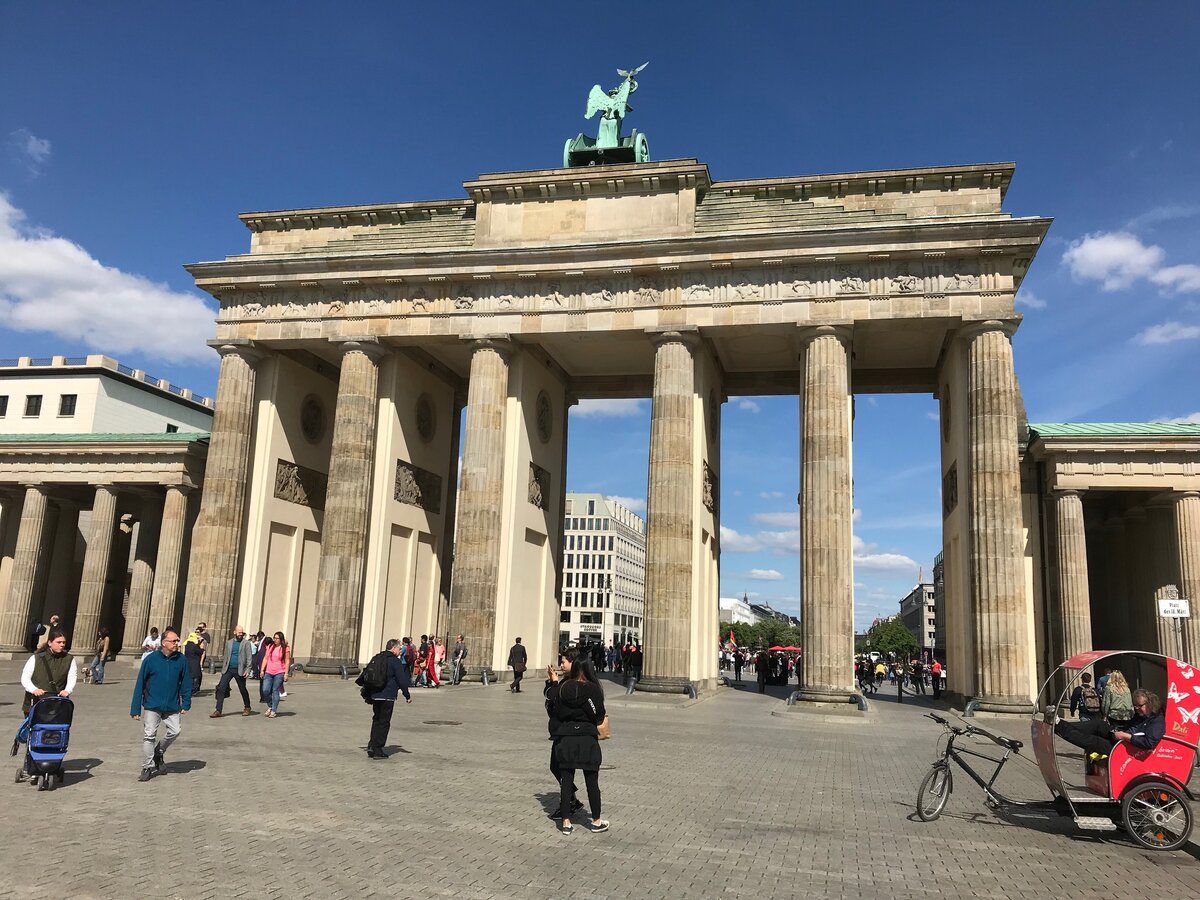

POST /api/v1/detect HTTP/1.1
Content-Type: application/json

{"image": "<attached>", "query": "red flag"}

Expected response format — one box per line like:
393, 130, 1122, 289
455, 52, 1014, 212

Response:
729, 629, 737, 646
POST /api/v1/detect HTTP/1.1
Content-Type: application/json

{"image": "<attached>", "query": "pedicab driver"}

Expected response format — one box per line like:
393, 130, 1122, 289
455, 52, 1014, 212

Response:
1054, 689, 1165, 760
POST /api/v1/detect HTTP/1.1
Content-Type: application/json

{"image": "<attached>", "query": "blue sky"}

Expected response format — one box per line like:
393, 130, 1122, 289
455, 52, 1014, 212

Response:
2, 3, 1198, 628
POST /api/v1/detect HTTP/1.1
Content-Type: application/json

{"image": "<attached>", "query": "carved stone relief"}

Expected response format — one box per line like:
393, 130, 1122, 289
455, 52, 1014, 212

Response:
528, 462, 551, 510
395, 460, 443, 514
583, 280, 615, 305
300, 394, 326, 444
274, 459, 328, 510
415, 393, 436, 443
942, 462, 958, 518
535, 391, 553, 444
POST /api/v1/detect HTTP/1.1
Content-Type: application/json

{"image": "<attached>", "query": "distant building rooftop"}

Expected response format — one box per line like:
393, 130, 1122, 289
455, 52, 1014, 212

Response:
1029, 422, 1200, 438
0, 355, 214, 411
0, 432, 210, 444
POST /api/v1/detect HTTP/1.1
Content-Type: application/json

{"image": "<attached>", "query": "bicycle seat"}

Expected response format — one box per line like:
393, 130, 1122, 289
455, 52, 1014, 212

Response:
996, 735, 1023, 751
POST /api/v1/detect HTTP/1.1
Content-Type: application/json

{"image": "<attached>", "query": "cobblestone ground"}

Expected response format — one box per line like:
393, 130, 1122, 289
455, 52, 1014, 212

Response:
1, 661, 1197, 899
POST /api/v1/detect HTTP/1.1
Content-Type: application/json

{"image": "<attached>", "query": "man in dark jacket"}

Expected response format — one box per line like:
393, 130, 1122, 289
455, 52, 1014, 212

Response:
367, 639, 411, 759
1056, 689, 1165, 759
130, 627, 191, 782
508, 637, 528, 693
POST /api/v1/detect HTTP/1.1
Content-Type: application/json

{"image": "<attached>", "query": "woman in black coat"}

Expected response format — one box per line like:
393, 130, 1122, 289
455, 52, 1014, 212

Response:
545, 648, 608, 835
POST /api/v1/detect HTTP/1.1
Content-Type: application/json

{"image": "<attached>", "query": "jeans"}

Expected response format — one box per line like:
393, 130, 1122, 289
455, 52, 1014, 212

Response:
558, 768, 601, 820
262, 673, 285, 712
369, 700, 394, 753
215, 668, 251, 713
141, 710, 181, 768
90, 654, 106, 685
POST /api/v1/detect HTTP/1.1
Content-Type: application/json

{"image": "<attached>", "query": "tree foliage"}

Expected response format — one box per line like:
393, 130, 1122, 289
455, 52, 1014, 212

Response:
861, 618, 919, 659
720, 620, 804, 650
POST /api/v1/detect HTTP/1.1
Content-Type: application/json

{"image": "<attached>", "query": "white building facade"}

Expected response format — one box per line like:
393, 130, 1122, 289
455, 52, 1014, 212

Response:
560, 493, 645, 648
899, 581, 937, 652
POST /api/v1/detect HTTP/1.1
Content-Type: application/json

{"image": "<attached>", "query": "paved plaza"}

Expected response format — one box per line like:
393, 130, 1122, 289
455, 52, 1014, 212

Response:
1, 661, 1198, 900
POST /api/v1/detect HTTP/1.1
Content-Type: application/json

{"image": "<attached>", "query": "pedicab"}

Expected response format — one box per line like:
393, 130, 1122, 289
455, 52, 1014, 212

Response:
916, 650, 1197, 851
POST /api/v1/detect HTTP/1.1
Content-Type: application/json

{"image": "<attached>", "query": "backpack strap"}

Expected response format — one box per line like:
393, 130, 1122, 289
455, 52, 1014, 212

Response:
37, 652, 62, 693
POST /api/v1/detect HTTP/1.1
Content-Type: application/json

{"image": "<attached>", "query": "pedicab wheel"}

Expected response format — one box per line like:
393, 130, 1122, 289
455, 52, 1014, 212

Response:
1121, 781, 1193, 851
916, 765, 953, 821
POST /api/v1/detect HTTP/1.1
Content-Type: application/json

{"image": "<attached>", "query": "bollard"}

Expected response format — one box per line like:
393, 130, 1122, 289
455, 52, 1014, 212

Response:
850, 693, 868, 711
963, 698, 982, 718
684, 684, 697, 700
482, 669, 491, 686
625, 676, 637, 695
786, 691, 800, 706
339, 665, 350, 680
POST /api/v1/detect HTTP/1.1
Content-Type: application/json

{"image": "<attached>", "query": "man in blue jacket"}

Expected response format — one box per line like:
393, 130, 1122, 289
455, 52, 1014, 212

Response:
1055, 689, 1165, 760
130, 626, 192, 782
367, 639, 412, 759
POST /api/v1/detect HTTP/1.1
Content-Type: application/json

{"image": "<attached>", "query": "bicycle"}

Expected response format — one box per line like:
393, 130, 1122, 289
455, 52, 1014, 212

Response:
916, 712, 1024, 821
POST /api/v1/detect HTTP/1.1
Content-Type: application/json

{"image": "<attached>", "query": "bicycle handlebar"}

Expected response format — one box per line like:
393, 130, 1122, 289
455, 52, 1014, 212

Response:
926, 713, 1021, 751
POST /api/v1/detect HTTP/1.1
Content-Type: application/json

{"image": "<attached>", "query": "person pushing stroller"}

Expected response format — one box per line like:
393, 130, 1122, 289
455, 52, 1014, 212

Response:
15, 628, 77, 784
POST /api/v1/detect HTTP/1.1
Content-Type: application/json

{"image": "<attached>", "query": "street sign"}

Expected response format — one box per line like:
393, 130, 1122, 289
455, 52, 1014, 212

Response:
1158, 597, 1191, 618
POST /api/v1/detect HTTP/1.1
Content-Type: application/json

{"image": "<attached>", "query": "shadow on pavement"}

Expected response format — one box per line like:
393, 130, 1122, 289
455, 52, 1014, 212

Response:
166, 759, 207, 774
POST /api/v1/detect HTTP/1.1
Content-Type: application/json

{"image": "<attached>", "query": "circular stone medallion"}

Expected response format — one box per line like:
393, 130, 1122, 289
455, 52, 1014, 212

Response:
535, 391, 553, 444
300, 394, 325, 444
416, 393, 436, 443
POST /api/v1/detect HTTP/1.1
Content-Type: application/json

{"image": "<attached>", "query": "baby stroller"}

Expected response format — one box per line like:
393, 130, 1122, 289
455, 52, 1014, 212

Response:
11, 695, 73, 791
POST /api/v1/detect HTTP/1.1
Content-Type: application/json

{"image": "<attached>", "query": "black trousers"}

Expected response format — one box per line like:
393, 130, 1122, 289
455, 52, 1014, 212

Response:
1055, 718, 1115, 756
215, 669, 251, 713
369, 700, 395, 752
511, 668, 524, 691
559, 767, 601, 820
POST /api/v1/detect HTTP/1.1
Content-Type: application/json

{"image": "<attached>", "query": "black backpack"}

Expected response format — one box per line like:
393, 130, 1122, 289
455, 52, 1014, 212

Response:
24, 622, 42, 654
1080, 684, 1101, 715
355, 652, 391, 702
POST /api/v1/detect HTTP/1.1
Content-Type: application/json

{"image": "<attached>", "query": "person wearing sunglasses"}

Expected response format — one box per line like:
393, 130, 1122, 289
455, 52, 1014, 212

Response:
130, 627, 192, 782
1055, 687, 1164, 761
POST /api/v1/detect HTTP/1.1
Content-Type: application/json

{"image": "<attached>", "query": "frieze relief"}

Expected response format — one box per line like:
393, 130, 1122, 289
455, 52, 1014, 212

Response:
274, 459, 328, 510
395, 460, 443, 514
216, 257, 1000, 321
702, 461, 718, 516
528, 462, 551, 510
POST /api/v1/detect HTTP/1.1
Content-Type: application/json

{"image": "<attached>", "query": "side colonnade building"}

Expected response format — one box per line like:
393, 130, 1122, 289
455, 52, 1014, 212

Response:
176, 156, 1055, 708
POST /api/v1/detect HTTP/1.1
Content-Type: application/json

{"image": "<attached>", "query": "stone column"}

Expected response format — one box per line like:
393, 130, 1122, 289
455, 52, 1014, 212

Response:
1149, 504, 1181, 655
436, 392, 467, 642
148, 486, 190, 635
1124, 506, 1153, 651
181, 341, 262, 661
1175, 492, 1200, 665
1052, 490, 1092, 662
448, 338, 512, 676
73, 485, 119, 649
121, 496, 162, 657
307, 338, 386, 674
0, 486, 50, 653
796, 325, 855, 702
964, 321, 1031, 712
641, 330, 699, 691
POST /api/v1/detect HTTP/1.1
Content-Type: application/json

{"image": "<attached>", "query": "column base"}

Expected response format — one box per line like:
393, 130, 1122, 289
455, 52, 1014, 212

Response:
303, 658, 361, 677
635, 675, 698, 695
0, 647, 28, 660
970, 695, 1033, 715
794, 686, 860, 705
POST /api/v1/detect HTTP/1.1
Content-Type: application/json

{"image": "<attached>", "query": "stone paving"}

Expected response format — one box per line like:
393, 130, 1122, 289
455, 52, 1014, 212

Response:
1, 661, 1198, 899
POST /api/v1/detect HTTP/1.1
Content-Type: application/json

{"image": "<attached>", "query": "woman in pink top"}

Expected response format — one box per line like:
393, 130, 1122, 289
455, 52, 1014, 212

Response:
261, 631, 290, 718
430, 637, 446, 688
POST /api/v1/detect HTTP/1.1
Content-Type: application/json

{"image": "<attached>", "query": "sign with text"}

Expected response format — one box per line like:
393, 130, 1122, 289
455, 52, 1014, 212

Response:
1158, 597, 1191, 618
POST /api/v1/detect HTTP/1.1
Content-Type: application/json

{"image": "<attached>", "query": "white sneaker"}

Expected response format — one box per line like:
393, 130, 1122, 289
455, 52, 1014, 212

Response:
279, 692, 287, 700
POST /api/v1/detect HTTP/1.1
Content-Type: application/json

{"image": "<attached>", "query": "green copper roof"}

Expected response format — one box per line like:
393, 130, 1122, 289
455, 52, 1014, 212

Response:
0, 432, 210, 443
1029, 422, 1200, 438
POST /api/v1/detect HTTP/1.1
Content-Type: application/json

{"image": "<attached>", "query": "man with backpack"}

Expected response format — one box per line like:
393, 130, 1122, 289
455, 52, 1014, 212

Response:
357, 639, 411, 759
1069, 672, 1102, 722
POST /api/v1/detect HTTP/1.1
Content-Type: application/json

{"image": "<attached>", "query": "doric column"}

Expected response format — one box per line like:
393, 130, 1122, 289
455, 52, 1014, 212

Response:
1124, 506, 1154, 651
148, 486, 190, 635
797, 325, 855, 702
964, 321, 1031, 711
641, 330, 699, 690
121, 496, 163, 656
181, 340, 262, 661
448, 338, 513, 675
73, 485, 119, 648
0, 486, 49, 652
1149, 504, 1181, 655
1175, 492, 1200, 665
1052, 490, 1092, 662
307, 338, 386, 674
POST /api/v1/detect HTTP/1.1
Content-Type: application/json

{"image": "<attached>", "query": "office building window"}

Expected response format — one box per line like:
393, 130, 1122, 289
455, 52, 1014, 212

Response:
24, 395, 42, 417
587, 499, 595, 515
560, 611, 570, 623
0, 395, 7, 417
166, 423, 178, 433
58, 394, 77, 416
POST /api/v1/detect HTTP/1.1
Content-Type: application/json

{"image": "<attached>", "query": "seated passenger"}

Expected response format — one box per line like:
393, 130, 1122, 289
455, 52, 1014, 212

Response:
1054, 689, 1165, 760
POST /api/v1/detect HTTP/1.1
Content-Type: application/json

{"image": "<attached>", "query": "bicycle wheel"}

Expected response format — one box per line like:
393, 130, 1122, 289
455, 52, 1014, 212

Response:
1121, 782, 1193, 851
916, 764, 953, 821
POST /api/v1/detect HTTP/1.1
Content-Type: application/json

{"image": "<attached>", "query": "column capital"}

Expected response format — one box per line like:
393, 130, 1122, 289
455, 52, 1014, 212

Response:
163, 483, 193, 496
958, 318, 1020, 342
208, 338, 265, 365
797, 324, 852, 349
464, 335, 515, 361
330, 336, 388, 363
1175, 491, 1200, 502
646, 326, 701, 349
1052, 488, 1083, 500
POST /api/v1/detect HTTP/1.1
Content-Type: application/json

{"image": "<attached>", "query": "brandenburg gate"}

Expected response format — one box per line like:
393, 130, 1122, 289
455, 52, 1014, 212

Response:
179, 145, 1050, 711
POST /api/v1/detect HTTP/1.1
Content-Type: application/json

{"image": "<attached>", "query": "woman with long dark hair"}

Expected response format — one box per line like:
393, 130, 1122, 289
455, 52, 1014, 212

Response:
546, 648, 609, 835
88, 626, 111, 685
261, 631, 290, 718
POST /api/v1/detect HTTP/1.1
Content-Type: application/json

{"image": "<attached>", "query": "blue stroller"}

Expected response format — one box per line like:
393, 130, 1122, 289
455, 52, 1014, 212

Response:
11, 695, 73, 791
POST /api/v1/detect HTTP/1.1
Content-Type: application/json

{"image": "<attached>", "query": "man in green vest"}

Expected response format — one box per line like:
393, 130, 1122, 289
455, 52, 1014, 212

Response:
17, 628, 77, 782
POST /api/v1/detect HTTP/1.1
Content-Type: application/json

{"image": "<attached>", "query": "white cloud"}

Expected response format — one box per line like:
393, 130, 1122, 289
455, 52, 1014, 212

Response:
752, 511, 797, 527
745, 568, 784, 581
852, 533, 920, 574
1015, 289, 1047, 309
1150, 264, 1200, 294
852, 507, 862, 522
1134, 322, 1200, 345
604, 494, 645, 514
924, 411, 940, 421
759, 490, 785, 499
1125, 204, 1200, 231
0, 194, 217, 362
736, 398, 761, 413
572, 398, 647, 418
8, 128, 51, 176
1154, 412, 1200, 424
720, 526, 762, 553
1062, 231, 1166, 291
